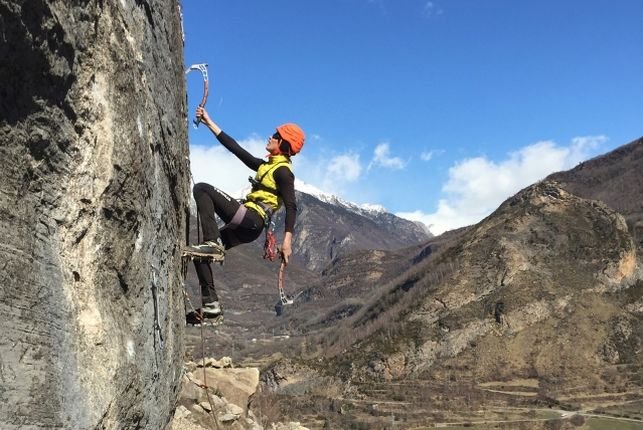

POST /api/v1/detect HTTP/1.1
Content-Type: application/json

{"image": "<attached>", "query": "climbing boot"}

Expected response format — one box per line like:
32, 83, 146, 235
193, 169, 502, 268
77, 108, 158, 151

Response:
183, 240, 226, 261
201, 301, 222, 318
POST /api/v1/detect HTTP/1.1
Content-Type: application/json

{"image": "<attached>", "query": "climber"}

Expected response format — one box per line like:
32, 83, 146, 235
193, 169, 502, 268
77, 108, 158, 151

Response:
184, 106, 305, 321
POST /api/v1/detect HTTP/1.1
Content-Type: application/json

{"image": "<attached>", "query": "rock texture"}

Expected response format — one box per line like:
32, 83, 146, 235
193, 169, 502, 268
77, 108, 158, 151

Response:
171, 357, 310, 430
0, 1, 188, 428
336, 181, 640, 377
176, 361, 259, 429
547, 136, 643, 251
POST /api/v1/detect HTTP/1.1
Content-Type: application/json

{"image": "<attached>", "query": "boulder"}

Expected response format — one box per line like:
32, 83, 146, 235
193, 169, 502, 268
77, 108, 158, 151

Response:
191, 367, 260, 415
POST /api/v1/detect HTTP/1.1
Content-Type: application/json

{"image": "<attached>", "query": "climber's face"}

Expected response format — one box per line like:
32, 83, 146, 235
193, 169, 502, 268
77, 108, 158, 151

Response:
266, 132, 282, 155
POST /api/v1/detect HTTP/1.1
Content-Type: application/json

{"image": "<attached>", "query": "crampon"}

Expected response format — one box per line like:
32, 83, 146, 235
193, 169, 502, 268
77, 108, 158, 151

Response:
185, 309, 224, 327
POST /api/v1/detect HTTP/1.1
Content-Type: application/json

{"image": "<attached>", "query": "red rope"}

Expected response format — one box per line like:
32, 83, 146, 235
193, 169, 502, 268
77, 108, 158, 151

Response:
263, 228, 278, 261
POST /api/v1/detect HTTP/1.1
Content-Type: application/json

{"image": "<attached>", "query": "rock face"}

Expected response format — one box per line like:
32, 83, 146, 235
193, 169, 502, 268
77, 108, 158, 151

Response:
172, 357, 311, 430
0, 1, 188, 429
176, 359, 259, 429
546, 136, 643, 250
340, 181, 639, 377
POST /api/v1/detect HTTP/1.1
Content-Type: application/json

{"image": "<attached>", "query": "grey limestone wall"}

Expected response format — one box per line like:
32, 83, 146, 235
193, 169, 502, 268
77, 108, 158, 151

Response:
0, 1, 189, 428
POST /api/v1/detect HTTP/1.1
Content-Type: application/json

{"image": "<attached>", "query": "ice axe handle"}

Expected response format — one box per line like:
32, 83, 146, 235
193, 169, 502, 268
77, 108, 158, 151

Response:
193, 103, 204, 128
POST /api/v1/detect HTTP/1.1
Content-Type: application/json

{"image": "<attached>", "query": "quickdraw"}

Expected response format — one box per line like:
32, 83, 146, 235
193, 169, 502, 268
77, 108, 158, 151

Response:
185, 63, 209, 127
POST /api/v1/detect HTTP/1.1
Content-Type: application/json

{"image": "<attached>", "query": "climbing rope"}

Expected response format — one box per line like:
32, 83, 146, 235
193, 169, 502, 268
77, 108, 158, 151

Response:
182, 158, 219, 429
182, 290, 221, 430
182, 58, 223, 429
263, 220, 278, 261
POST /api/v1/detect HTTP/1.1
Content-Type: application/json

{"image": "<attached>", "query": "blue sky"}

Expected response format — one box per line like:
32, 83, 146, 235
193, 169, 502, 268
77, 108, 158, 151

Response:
182, 0, 642, 234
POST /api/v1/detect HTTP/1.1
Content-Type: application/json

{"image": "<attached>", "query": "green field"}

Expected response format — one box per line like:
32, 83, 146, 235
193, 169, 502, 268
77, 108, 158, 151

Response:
587, 418, 643, 430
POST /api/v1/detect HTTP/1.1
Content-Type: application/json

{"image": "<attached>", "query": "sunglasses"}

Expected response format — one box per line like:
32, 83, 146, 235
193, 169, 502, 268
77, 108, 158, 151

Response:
270, 132, 282, 141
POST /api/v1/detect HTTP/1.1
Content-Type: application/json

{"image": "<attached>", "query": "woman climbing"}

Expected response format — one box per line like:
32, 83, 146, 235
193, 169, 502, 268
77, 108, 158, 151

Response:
184, 106, 305, 321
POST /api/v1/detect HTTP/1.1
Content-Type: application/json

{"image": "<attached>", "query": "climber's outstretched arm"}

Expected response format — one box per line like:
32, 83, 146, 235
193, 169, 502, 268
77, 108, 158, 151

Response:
196, 106, 263, 171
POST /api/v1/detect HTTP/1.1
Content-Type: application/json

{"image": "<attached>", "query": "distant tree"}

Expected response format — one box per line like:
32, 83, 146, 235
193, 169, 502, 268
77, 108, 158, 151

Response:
251, 391, 282, 427
570, 414, 585, 426
545, 419, 563, 430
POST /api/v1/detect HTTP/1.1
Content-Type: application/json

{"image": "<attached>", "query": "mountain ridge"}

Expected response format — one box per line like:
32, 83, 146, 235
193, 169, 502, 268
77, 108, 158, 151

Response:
250, 136, 643, 429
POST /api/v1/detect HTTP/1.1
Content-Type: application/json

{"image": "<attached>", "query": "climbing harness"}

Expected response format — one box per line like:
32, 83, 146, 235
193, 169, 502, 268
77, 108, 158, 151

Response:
185, 63, 209, 128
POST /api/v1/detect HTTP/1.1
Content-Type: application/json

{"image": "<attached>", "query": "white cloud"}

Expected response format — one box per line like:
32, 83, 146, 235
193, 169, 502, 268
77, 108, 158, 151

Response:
191, 131, 609, 238
291, 150, 363, 197
317, 153, 362, 192
420, 150, 437, 161
327, 153, 362, 182
369, 142, 406, 170
423, 1, 443, 17
397, 135, 608, 235
190, 134, 368, 200
570, 135, 605, 159
189, 135, 267, 198
188, 134, 368, 215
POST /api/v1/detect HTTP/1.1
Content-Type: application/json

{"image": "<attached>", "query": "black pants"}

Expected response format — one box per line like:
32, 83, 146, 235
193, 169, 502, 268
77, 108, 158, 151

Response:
192, 182, 264, 304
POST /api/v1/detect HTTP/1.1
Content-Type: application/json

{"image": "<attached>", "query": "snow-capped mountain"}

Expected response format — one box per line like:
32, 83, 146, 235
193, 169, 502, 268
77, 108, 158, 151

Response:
295, 179, 387, 215
265, 181, 433, 271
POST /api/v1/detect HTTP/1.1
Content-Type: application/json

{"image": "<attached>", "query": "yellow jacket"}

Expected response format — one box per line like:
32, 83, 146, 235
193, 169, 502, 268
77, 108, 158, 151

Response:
244, 155, 292, 220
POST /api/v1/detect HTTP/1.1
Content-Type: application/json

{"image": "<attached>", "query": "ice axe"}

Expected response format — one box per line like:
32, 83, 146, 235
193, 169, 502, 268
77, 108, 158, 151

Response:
278, 251, 294, 306
185, 63, 209, 128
